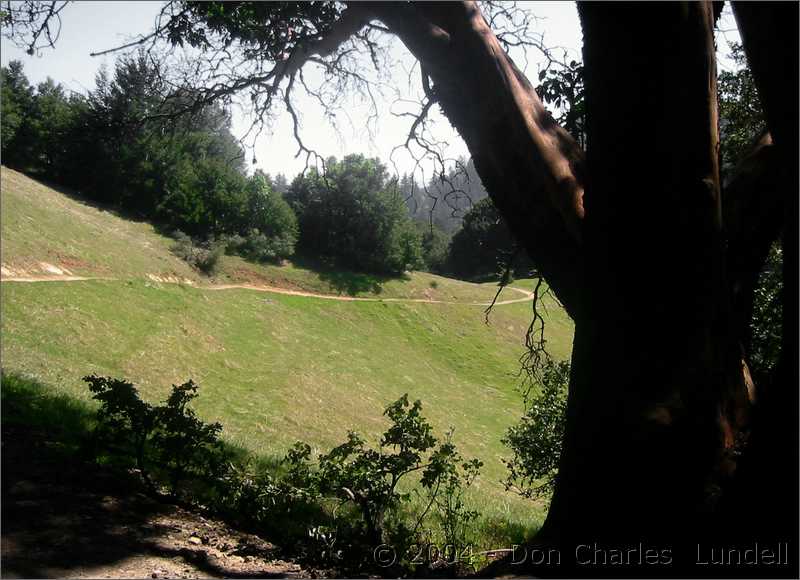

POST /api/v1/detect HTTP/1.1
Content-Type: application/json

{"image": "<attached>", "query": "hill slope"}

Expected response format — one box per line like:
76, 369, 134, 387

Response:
1, 166, 574, 538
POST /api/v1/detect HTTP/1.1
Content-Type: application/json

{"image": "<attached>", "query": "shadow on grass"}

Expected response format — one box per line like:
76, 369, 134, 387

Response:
1, 371, 97, 452
7, 167, 157, 226
292, 254, 411, 296
473, 515, 540, 551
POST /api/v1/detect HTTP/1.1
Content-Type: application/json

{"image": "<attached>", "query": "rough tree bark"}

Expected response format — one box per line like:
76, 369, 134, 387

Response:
369, 1, 587, 317
366, 2, 796, 574
529, 3, 752, 570
722, 2, 799, 570
724, 131, 783, 355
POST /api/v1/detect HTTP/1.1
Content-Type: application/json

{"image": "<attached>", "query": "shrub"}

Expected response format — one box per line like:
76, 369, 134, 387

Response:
502, 359, 570, 500
422, 432, 483, 555
170, 230, 224, 275
83, 376, 483, 572
224, 228, 295, 264
85, 374, 156, 487
283, 394, 483, 568
151, 380, 224, 496
85, 375, 223, 499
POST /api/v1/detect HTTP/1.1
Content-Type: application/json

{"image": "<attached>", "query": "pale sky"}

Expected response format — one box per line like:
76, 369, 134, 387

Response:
1, 2, 741, 180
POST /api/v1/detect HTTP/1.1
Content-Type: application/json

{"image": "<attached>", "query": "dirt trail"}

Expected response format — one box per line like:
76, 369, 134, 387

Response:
0, 275, 106, 282
1, 268, 535, 307
203, 282, 534, 306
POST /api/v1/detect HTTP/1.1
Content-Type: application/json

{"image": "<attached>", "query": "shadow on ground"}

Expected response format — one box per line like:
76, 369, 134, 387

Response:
292, 255, 409, 296
1, 375, 305, 579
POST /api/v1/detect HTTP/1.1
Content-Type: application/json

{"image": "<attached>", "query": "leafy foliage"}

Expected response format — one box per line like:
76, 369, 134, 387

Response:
445, 197, 533, 281
83, 375, 485, 571
1, 58, 299, 265
242, 171, 299, 256
151, 380, 225, 494
422, 432, 483, 552
717, 43, 781, 385
503, 359, 570, 500
0, 61, 33, 150
415, 221, 451, 274
177, 1, 344, 56
749, 242, 783, 384
85, 374, 156, 485
718, 43, 765, 172
1, 64, 83, 180
282, 394, 483, 566
287, 155, 423, 274
536, 59, 586, 147
85, 374, 222, 498
170, 231, 224, 275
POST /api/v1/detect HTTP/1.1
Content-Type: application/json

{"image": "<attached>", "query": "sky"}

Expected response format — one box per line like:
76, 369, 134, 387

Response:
1, 2, 741, 181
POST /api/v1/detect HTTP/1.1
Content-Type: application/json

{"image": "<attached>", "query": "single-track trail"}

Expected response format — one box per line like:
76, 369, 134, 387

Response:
203, 281, 535, 306
0, 267, 536, 307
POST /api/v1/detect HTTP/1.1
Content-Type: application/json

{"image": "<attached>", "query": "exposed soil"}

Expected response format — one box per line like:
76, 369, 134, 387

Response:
0, 263, 535, 306
47, 252, 101, 273
1, 425, 313, 579
225, 267, 308, 294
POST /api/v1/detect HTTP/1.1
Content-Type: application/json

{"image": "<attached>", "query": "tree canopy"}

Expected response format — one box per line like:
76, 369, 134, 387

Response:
286, 154, 422, 274
0, 55, 300, 264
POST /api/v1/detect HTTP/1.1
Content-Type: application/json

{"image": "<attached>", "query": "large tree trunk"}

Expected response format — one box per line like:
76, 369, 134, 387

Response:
534, 4, 751, 571
366, 2, 791, 575
723, 2, 799, 572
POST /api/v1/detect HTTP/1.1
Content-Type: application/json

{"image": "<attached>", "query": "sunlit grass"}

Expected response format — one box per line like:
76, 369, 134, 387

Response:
1, 166, 574, 550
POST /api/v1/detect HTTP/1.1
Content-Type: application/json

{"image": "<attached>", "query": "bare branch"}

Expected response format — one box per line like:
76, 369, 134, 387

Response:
280, 4, 377, 80
1, 0, 69, 54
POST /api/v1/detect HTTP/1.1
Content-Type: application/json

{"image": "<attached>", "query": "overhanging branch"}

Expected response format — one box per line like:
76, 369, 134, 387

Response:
724, 131, 785, 348
373, 1, 586, 317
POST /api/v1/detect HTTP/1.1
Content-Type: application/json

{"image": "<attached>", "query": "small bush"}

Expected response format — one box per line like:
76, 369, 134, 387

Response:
83, 376, 484, 573
502, 359, 569, 500
85, 374, 223, 499
423, 431, 483, 554
223, 228, 295, 263
85, 374, 157, 487
284, 394, 483, 569
151, 380, 224, 496
170, 230, 224, 275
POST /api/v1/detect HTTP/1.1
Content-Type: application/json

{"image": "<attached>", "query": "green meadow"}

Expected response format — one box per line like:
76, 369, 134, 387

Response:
1, 166, 574, 545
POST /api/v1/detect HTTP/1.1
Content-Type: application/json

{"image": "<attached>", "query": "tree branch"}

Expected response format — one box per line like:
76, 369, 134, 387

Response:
724, 131, 785, 349
280, 3, 377, 80
373, 1, 586, 317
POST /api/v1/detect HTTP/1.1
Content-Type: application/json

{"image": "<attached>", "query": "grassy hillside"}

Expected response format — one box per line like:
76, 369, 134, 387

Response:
1, 166, 574, 543
1, 166, 523, 303
0, 168, 202, 282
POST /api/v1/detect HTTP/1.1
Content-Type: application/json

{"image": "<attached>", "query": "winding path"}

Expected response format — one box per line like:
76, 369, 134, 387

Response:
203, 282, 534, 306
0, 271, 535, 307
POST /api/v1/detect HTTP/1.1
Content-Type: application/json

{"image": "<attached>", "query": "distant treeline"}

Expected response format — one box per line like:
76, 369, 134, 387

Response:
1, 55, 528, 279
